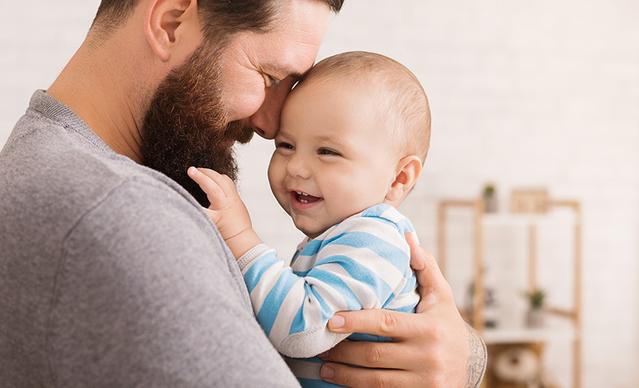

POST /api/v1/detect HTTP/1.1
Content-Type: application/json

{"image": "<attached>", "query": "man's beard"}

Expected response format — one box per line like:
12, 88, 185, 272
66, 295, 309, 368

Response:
140, 44, 254, 207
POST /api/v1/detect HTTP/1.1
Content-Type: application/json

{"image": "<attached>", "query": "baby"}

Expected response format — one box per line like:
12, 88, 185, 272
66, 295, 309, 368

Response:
188, 51, 431, 387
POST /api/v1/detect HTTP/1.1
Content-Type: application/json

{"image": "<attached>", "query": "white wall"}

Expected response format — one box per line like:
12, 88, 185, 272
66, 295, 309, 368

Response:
2, 1, 638, 387
238, 1, 639, 387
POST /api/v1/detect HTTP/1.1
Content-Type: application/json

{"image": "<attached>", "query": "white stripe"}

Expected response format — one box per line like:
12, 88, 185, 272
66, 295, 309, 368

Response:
319, 263, 380, 309
292, 214, 407, 271
385, 289, 420, 310
316, 244, 406, 296
248, 259, 286, 314
327, 218, 403, 247
268, 278, 307, 346
378, 206, 404, 224
304, 274, 349, 315
290, 252, 320, 272
302, 284, 324, 333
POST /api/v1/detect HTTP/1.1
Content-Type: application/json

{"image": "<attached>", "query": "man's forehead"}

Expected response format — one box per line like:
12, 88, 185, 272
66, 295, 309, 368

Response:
265, 0, 330, 73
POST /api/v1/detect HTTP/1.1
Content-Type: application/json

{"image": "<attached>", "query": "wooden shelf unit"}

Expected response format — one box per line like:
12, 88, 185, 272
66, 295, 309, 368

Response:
437, 198, 582, 388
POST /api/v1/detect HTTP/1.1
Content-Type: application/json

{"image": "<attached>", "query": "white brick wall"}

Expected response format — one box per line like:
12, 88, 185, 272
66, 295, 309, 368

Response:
2, 1, 638, 387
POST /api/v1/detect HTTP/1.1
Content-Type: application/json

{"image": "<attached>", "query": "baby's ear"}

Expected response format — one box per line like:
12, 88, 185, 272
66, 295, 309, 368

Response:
385, 155, 423, 204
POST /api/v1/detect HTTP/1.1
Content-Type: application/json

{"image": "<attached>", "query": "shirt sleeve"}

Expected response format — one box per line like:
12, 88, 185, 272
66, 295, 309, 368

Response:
49, 179, 299, 388
238, 215, 414, 358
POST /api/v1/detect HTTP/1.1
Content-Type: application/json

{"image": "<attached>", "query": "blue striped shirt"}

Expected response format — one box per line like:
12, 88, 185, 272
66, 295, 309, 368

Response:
238, 204, 420, 387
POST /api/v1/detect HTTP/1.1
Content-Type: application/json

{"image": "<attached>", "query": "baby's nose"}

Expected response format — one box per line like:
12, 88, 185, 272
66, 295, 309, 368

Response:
286, 156, 311, 179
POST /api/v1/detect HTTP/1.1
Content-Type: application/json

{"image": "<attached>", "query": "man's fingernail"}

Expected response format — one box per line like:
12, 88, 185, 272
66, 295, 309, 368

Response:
188, 167, 197, 175
320, 365, 335, 379
329, 315, 345, 329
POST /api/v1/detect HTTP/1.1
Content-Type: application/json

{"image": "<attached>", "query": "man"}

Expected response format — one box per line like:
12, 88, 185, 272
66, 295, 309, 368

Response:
0, 0, 486, 386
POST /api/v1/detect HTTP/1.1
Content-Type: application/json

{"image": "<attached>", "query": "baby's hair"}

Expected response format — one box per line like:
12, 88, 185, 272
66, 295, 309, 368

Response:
300, 51, 431, 162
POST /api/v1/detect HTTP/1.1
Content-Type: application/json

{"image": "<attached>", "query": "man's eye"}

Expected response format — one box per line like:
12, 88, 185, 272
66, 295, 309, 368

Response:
318, 148, 341, 157
264, 74, 281, 88
276, 141, 294, 150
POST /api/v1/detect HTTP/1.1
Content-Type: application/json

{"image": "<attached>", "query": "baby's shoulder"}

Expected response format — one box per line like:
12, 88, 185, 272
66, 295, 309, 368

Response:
319, 204, 415, 249
359, 204, 416, 235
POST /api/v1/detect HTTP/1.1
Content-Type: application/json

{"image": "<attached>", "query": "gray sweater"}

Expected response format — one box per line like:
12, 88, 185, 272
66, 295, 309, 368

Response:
0, 91, 299, 387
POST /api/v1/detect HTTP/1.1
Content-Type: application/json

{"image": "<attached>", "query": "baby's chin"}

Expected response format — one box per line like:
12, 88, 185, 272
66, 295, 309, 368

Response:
294, 221, 328, 240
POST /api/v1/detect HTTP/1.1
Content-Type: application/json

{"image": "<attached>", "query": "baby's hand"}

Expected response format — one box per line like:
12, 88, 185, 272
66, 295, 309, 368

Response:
187, 167, 261, 258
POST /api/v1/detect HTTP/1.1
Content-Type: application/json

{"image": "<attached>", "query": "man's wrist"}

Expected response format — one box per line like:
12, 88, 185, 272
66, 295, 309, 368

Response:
465, 324, 487, 388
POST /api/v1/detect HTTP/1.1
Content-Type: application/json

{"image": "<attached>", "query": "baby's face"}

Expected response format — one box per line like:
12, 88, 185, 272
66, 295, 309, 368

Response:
267, 78, 399, 238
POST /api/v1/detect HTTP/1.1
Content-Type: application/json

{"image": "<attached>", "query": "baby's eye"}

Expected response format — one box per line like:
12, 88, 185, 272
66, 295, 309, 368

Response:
318, 147, 342, 157
275, 141, 294, 150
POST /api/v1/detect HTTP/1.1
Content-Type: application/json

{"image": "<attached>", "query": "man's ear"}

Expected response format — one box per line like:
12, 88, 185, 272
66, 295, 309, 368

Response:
385, 155, 423, 204
144, 0, 197, 62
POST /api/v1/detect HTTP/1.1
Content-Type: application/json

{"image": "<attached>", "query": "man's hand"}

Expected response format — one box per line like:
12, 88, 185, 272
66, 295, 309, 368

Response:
187, 167, 261, 258
318, 233, 487, 388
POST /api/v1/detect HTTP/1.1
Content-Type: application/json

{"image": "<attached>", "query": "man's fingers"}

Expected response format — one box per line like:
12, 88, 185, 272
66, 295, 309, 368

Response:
405, 232, 426, 271
404, 234, 454, 311
328, 309, 424, 340
415, 249, 455, 311
320, 362, 421, 388
187, 167, 227, 206
320, 340, 419, 370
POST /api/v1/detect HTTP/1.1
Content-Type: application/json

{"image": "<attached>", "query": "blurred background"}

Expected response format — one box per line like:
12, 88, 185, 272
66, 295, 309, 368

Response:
2, 1, 638, 387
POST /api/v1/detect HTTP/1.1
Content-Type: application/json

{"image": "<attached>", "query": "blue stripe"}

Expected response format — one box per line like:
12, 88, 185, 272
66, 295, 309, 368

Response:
299, 239, 323, 257
256, 268, 299, 335
394, 217, 415, 233
361, 203, 390, 218
294, 268, 311, 277
300, 233, 344, 257
324, 231, 410, 273
303, 356, 324, 364
363, 216, 399, 230
289, 302, 306, 335
401, 274, 417, 294
315, 254, 393, 305
305, 282, 334, 321
243, 252, 280, 294
361, 204, 416, 235
347, 333, 394, 342
393, 304, 417, 313
298, 378, 344, 388
306, 269, 362, 311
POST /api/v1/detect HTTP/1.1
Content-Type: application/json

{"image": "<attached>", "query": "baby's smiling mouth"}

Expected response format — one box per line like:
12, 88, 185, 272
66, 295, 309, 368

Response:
291, 190, 323, 205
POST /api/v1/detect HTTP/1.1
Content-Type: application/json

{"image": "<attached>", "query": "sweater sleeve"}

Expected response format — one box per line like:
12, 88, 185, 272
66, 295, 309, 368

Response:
238, 215, 413, 358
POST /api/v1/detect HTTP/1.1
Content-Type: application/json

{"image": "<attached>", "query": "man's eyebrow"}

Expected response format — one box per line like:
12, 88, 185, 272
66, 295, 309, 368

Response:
263, 63, 306, 81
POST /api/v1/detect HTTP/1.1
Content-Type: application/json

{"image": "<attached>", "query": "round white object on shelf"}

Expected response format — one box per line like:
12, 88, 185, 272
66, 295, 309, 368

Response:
493, 347, 540, 383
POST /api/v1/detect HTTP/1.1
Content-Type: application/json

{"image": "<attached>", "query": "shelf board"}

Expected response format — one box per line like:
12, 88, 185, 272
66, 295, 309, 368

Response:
481, 324, 575, 345
480, 212, 557, 227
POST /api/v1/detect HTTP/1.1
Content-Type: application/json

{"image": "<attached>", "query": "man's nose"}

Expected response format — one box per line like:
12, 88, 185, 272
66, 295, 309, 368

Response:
249, 76, 296, 139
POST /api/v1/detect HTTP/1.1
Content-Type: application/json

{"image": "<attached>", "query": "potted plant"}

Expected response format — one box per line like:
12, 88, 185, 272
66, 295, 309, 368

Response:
482, 183, 498, 213
524, 289, 545, 328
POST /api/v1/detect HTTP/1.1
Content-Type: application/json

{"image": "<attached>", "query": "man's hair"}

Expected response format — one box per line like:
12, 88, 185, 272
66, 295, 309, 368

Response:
302, 51, 431, 162
92, 0, 344, 39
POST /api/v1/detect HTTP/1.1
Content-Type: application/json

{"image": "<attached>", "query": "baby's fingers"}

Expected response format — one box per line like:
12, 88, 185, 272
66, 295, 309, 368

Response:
187, 167, 227, 206
193, 167, 238, 195
198, 168, 237, 194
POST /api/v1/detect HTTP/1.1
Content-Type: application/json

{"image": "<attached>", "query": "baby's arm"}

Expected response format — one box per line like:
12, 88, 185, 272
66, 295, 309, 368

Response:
187, 167, 262, 258
239, 220, 416, 358
189, 167, 415, 357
